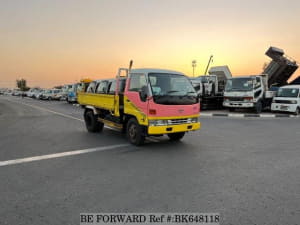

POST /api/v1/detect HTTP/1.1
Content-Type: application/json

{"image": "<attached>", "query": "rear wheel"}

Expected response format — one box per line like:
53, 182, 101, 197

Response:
84, 110, 104, 132
126, 118, 145, 146
167, 132, 185, 141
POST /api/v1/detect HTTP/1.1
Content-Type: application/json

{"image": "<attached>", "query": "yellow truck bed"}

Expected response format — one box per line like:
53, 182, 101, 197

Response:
77, 91, 117, 112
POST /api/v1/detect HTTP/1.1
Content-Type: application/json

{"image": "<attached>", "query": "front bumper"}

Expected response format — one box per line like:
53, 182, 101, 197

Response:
223, 101, 254, 108
271, 103, 297, 113
148, 122, 201, 135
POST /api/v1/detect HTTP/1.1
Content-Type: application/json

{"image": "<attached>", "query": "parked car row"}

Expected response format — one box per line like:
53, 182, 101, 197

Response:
4, 88, 66, 101
0, 88, 26, 96
25, 88, 62, 100
1, 82, 83, 103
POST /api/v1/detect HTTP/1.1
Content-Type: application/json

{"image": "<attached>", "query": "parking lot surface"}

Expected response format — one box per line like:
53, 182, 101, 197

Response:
0, 96, 299, 225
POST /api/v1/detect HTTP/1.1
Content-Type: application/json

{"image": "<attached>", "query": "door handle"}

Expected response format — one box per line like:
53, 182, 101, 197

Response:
126, 99, 130, 102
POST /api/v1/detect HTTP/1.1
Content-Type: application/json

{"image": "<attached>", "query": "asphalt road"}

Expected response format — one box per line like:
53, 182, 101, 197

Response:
0, 95, 299, 225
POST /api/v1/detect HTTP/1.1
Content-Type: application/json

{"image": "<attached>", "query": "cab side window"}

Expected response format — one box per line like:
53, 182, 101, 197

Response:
255, 77, 261, 89
107, 81, 116, 95
87, 82, 96, 93
129, 74, 146, 92
96, 81, 108, 94
193, 83, 201, 92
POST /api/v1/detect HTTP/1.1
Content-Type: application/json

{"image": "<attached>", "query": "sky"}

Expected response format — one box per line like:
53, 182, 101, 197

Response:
0, 0, 299, 88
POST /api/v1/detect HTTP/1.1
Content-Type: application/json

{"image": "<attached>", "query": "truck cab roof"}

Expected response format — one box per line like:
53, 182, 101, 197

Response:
229, 75, 265, 79
130, 68, 185, 75
280, 85, 300, 89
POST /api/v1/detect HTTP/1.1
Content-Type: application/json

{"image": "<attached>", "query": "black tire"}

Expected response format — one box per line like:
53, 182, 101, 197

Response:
254, 101, 262, 114
84, 110, 104, 133
48, 97, 52, 101
229, 108, 235, 112
126, 118, 145, 146
167, 132, 185, 141
294, 107, 300, 116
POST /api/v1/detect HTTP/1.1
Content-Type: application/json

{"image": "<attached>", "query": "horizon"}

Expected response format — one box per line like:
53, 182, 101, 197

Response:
1, 0, 299, 88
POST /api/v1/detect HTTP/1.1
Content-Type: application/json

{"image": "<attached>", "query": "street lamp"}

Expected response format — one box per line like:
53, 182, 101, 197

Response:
192, 60, 197, 77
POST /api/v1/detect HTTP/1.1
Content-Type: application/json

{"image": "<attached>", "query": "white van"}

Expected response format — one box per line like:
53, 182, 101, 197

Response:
271, 85, 300, 115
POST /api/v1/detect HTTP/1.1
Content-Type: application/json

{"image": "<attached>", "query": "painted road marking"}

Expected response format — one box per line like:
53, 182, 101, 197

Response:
0, 144, 130, 167
5, 98, 84, 122
4, 98, 117, 130
201, 113, 213, 117
260, 114, 275, 118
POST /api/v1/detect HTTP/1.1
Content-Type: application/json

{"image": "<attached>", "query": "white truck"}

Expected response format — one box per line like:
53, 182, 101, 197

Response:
223, 46, 298, 113
223, 75, 274, 113
271, 85, 300, 115
190, 66, 232, 109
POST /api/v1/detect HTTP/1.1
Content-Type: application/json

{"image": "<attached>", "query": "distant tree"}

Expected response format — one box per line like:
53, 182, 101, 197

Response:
54, 85, 63, 89
16, 79, 30, 91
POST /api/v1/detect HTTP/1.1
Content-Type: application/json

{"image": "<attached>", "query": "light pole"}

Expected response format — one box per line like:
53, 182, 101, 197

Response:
192, 60, 197, 77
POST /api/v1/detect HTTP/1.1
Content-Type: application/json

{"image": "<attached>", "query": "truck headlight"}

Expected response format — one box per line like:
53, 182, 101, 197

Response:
188, 117, 199, 123
290, 100, 297, 104
244, 97, 253, 102
148, 120, 168, 126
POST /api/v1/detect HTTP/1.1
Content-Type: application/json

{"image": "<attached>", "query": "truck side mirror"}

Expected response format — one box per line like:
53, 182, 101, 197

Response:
139, 86, 148, 102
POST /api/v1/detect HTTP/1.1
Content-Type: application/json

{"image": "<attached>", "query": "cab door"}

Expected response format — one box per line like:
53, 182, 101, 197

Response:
124, 73, 149, 125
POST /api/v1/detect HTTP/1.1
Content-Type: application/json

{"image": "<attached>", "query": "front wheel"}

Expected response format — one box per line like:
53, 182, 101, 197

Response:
294, 107, 300, 116
167, 132, 185, 141
84, 110, 104, 133
254, 101, 262, 114
126, 118, 145, 146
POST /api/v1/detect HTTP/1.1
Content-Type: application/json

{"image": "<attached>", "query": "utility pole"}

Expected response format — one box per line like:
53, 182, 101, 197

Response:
192, 60, 197, 77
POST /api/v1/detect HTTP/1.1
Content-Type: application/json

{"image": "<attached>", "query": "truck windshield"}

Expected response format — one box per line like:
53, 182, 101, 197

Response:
148, 73, 198, 105
277, 88, 299, 97
225, 78, 254, 92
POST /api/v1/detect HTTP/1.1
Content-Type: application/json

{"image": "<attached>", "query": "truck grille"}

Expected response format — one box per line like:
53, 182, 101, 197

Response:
274, 100, 294, 104
167, 118, 190, 125
228, 97, 244, 101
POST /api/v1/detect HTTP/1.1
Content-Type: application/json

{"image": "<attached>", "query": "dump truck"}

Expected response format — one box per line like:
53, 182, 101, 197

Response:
77, 66, 201, 145
223, 46, 298, 113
